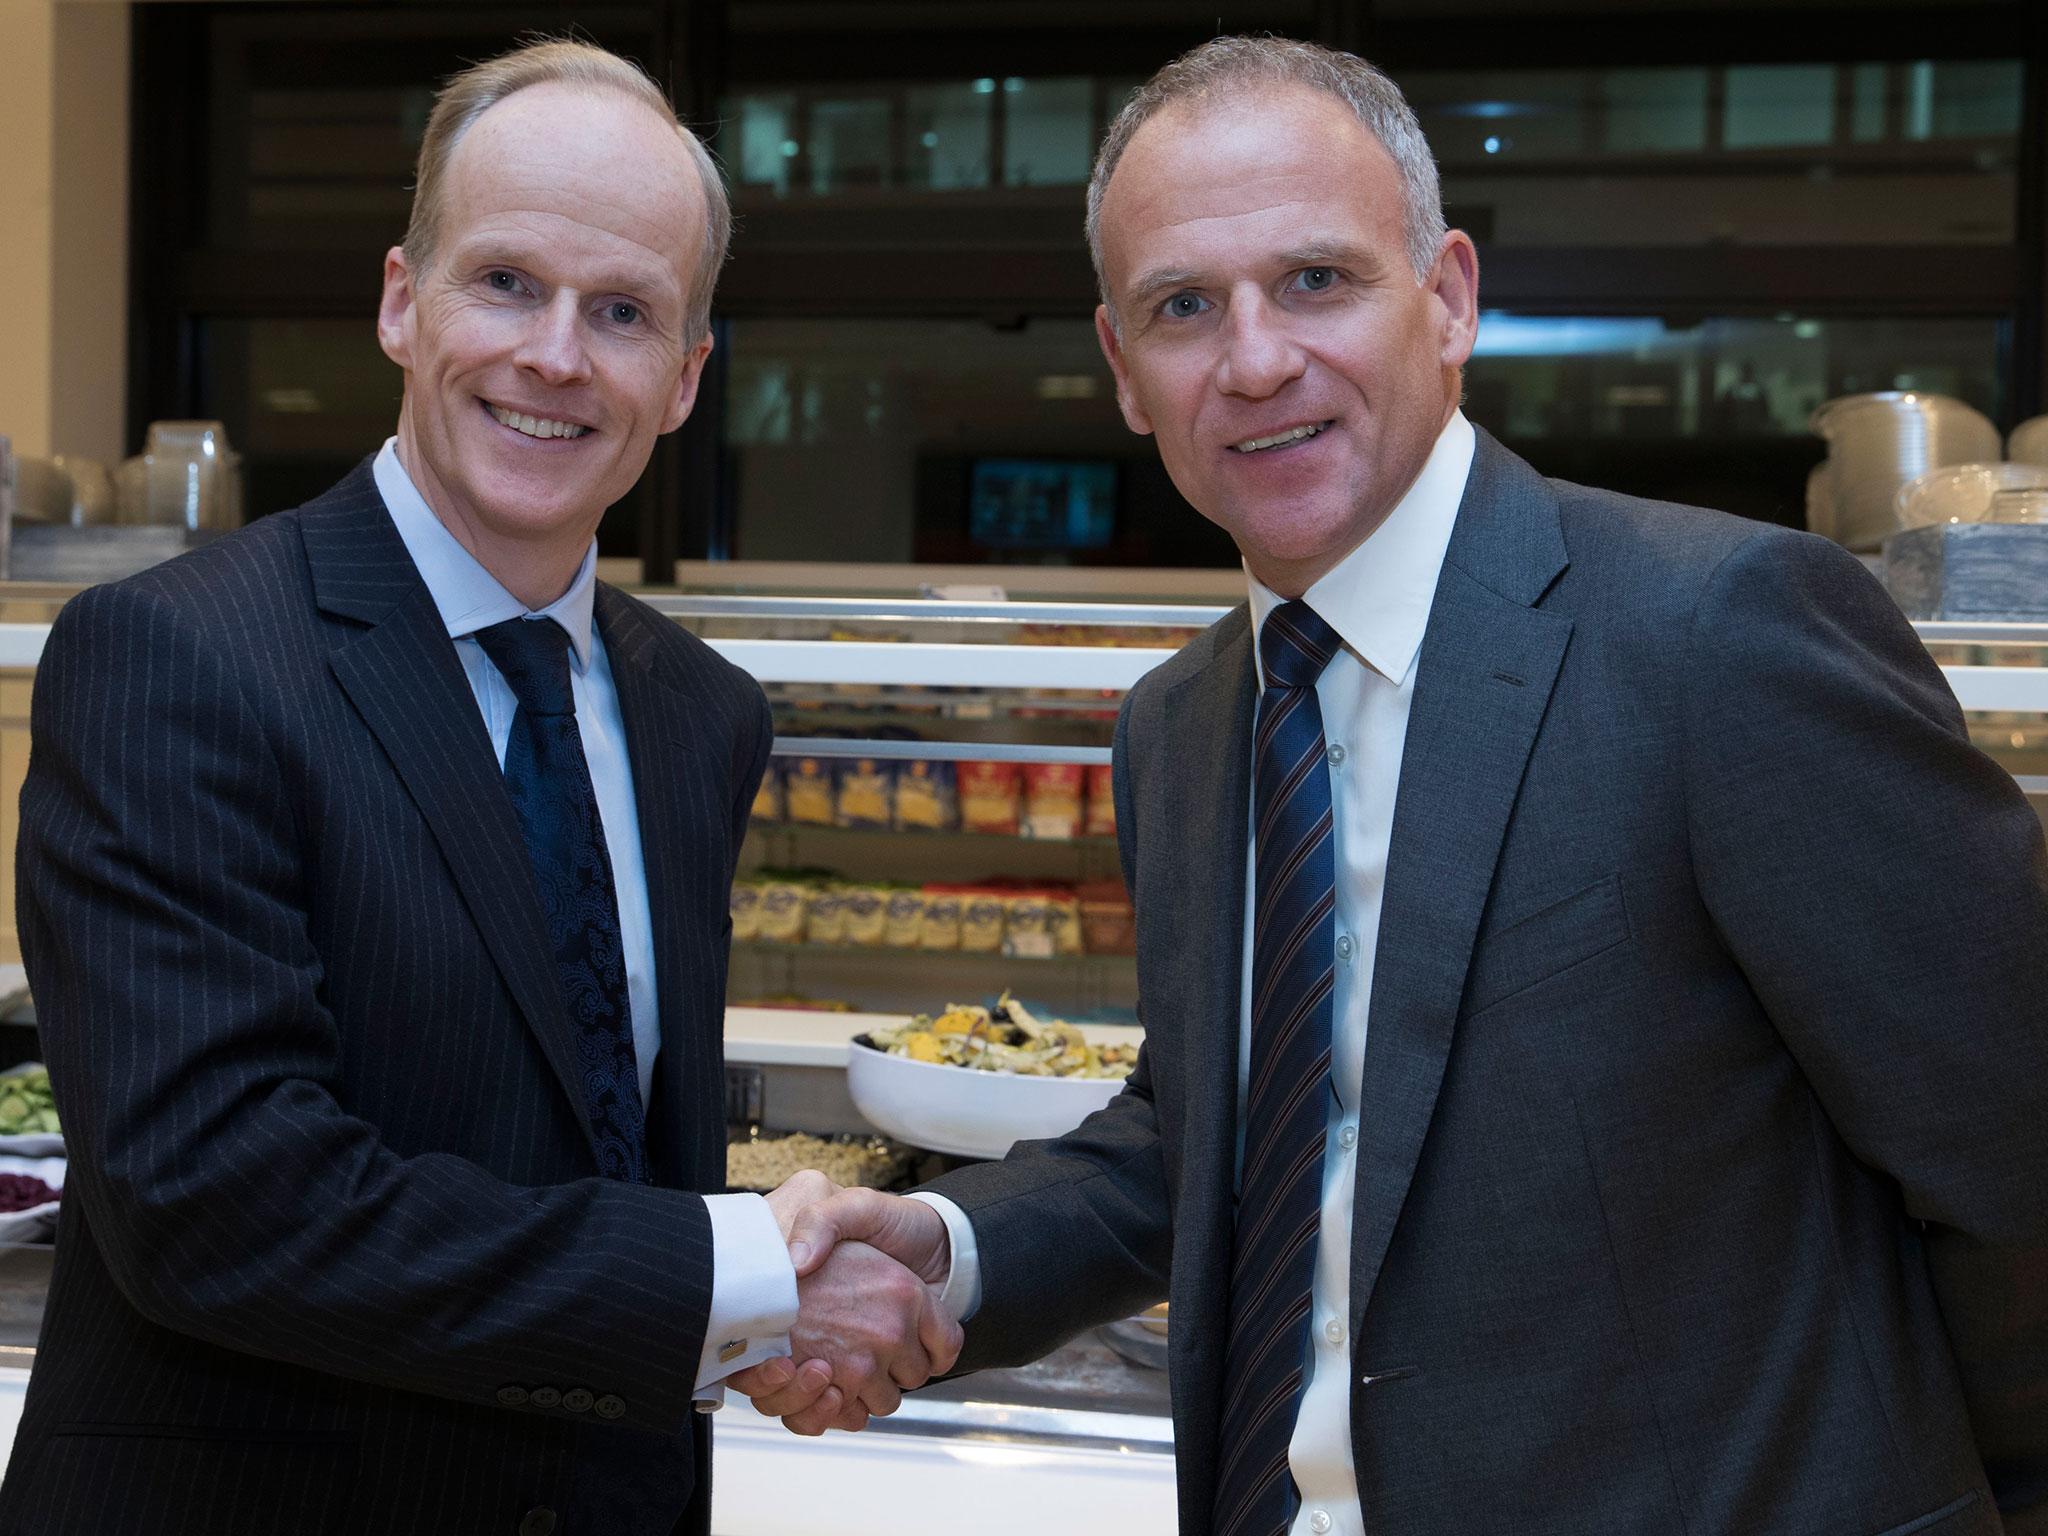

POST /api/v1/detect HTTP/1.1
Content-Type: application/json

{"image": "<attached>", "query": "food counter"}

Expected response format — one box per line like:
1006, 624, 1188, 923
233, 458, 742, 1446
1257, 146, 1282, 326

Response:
1, 586, 2046, 1533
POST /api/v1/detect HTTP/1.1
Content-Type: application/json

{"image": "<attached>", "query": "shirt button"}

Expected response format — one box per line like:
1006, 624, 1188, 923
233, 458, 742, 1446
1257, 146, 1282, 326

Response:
562, 1388, 594, 1413
1326, 744, 1346, 768
1339, 1124, 1358, 1150
594, 1394, 628, 1420
1310, 1510, 1333, 1534
1336, 933, 1354, 961
529, 1386, 561, 1409
1324, 1319, 1346, 1346
496, 1386, 529, 1407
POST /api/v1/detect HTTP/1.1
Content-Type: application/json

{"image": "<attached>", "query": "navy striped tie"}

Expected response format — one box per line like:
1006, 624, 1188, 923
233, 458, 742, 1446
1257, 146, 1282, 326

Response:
1214, 599, 1342, 1536
474, 616, 649, 1185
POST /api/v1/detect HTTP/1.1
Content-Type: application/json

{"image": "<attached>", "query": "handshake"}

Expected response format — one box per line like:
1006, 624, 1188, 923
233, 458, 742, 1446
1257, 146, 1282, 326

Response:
730, 1171, 962, 1435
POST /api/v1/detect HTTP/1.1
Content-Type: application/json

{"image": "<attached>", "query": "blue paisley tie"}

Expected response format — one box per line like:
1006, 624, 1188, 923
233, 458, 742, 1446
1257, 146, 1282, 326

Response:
474, 616, 648, 1184
1214, 599, 1342, 1536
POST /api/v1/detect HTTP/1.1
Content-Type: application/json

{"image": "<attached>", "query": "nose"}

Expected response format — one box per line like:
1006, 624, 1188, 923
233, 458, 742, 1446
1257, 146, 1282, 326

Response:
514, 292, 592, 387
1215, 290, 1306, 400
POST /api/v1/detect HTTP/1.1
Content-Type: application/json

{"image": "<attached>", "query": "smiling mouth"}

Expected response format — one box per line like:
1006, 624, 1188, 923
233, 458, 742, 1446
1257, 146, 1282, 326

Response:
1230, 421, 1332, 454
484, 401, 593, 440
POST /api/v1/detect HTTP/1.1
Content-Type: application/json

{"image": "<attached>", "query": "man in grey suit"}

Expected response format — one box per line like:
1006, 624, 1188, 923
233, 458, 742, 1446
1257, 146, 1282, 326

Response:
5, 38, 943, 1534
752, 36, 2048, 1536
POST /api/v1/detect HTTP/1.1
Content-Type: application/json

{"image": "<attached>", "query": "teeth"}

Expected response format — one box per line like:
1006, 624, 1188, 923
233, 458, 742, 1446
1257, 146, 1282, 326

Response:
1233, 422, 1327, 453
490, 405, 591, 440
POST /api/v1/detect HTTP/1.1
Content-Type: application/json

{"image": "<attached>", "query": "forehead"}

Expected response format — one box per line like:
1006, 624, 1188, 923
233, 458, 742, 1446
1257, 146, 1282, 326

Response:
1098, 84, 1405, 287
438, 81, 703, 300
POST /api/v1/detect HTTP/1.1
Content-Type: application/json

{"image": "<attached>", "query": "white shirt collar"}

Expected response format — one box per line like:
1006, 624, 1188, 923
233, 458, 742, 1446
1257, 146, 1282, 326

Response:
1247, 410, 1475, 690
372, 437, 599, 673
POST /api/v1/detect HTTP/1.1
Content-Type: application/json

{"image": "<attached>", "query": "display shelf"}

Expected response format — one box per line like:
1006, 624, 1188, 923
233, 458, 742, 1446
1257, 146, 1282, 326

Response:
735, 940, 1135, 967
749, 820, 1116, 849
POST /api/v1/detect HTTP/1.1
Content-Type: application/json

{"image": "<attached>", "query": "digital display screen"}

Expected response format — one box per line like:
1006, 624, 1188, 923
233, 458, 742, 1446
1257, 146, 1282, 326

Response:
968, 458, 1118, 550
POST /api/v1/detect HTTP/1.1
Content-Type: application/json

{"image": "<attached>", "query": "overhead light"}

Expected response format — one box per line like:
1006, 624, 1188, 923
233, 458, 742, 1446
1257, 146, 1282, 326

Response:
1483, 136, 1502, 154
973, 78, 996, 94
1439, 100, 1537, 120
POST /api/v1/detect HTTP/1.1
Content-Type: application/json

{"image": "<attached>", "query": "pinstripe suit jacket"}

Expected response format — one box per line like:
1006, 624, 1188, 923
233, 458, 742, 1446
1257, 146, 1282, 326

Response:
1, 461, 771, 1536
927, 432, 2048, 1536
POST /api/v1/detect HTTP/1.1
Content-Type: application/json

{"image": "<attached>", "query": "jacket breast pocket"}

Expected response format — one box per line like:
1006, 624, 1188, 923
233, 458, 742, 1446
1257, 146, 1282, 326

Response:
1462, 873, 1631, 1019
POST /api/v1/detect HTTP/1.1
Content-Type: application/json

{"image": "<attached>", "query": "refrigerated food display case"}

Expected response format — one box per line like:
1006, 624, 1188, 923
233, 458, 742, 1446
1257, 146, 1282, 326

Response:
2, 584, 2047, 1534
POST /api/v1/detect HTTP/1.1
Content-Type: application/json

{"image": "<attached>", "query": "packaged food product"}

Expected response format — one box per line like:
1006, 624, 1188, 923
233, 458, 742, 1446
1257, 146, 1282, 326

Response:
1021, 762, 1085, 840
755, 875, 813, 943
806, 884, 849, 945
1047, 889, 1084, 954
883, 886, 927, 948
959, 887, 1008, 952
785, 756, 836, 826
920, 885, 963, 950
1084, 763, 1117, 837
893, 759, 958, 831
729, 880, 763, 943
751, 760, 785, 824
958, 760, 1023, 835
841, 884, 889, 947
1003, 890, 1055, 959
1077, 877, 1136, 956
835, 759, 894, 828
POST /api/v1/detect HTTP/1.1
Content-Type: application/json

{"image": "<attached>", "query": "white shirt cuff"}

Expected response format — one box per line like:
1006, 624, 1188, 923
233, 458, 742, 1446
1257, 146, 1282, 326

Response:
906, 1192, 982, 1323
692, 1193, 799, 1407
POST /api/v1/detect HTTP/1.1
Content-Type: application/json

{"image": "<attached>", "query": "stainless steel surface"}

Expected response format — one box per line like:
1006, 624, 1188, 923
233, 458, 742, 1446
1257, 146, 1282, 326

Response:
1810, 392, 2001, 551
772, 736, 1111, 766
647, 594, 1232, 627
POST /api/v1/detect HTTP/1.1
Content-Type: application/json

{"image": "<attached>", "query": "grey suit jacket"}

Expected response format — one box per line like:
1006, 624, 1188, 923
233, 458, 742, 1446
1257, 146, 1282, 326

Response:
3, 462, 772, 1535
927, 431, 2048, 1536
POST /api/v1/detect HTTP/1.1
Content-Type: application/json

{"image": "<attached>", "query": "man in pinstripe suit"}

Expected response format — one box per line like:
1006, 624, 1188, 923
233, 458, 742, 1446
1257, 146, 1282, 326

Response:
2, 40, 950, 1536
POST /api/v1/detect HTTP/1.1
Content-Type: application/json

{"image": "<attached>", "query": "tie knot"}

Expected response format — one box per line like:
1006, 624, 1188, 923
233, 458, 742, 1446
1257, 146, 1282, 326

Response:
474, 617, 575, 717
1260, 600, 1341, 690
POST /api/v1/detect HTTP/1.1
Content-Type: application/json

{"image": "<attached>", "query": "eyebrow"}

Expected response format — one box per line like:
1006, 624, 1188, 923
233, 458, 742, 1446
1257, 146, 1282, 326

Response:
1274, 241, 1386, 274
1123, 267, 1205, 311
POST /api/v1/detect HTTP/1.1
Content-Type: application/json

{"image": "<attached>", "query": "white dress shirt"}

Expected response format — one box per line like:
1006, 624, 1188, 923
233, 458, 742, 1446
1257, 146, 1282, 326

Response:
373, 440, 797, 1397
920, 412, 1475, 1535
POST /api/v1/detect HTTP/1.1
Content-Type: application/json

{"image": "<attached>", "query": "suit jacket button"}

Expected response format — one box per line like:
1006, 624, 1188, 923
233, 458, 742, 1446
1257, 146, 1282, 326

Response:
562, 1388, 594, 1413
497, 1386, 530, 1407
594, 1394, 627, 1420
530, 1386, 562, 1409
518, 1508, 557, 1536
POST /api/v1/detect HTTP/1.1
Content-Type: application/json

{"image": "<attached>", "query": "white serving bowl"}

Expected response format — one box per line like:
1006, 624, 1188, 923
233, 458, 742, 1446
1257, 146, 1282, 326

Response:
845, 1030, 1140, 1160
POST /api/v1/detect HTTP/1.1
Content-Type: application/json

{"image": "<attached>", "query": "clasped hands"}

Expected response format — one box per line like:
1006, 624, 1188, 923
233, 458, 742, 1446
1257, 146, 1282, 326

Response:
730, 1171, 959, 1435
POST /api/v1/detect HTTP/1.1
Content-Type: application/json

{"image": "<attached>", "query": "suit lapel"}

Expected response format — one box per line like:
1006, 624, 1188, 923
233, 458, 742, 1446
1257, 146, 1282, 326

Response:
1349, 431, 1574, 1324
303, 466, 601, 1161
1155, 611, 1255, 1463
597, 587, 720, 1190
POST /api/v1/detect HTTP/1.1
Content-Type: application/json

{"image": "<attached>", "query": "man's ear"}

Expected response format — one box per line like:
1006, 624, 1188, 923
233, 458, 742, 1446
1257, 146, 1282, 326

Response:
1094, 304, 1155, 437
1429, 231, 1481, 370
376, 246, 417, 371
662, 334, 716, 434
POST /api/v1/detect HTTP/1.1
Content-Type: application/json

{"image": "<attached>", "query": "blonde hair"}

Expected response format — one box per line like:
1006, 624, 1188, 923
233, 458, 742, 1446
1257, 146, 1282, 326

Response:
1087, 36, 1446, 322
402, 38, 731, 346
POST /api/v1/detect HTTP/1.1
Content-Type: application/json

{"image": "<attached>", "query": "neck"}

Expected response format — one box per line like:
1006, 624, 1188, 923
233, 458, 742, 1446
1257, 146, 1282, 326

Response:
393, 419, 592, 611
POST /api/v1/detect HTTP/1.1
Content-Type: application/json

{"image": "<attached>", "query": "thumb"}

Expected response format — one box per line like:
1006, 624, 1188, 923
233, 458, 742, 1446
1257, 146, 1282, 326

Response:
787, 1188, 888, 1277
918, 1292, 965, 1378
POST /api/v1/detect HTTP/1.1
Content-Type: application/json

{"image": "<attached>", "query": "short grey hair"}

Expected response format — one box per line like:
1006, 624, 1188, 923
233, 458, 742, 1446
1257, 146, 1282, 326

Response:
1085, 36, 1447, 319
402, 37, 731, 347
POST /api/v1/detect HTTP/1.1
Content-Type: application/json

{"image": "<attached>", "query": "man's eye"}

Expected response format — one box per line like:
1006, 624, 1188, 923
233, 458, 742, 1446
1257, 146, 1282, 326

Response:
1295, 267, 1337, 292
486, 270, 519, 292
608, 302, 641, 325
1164, 292, 1208, 319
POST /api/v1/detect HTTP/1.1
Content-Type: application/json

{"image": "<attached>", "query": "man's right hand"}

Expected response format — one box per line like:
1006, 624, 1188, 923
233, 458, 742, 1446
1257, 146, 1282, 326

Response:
729, 1190, 958, 1435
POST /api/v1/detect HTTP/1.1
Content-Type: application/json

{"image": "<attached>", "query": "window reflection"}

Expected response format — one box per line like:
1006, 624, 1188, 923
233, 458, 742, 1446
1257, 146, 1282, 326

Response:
1003, 77, 1093, 187
1409, 58, 2021, 247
